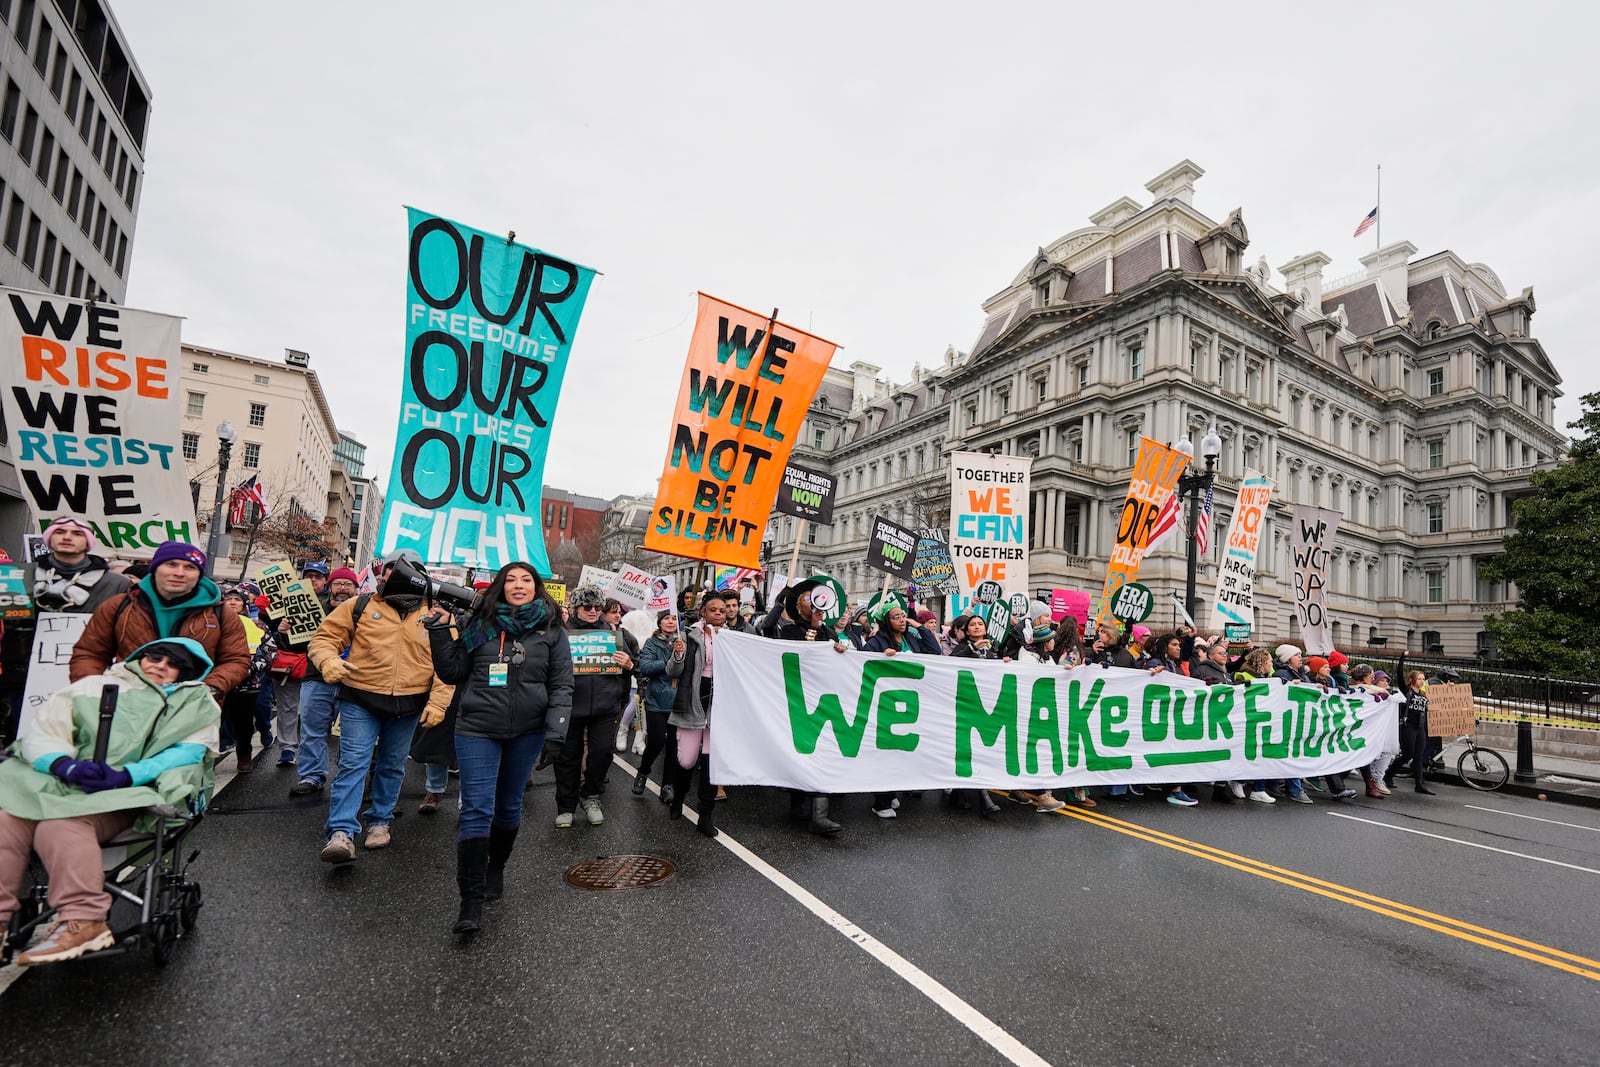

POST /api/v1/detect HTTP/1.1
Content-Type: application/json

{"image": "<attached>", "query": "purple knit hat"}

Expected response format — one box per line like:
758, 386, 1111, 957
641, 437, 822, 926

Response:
149, 541, 207, 571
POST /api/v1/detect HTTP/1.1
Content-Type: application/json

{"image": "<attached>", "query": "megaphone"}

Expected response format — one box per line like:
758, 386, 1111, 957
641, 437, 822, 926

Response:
381, 557, 481, 615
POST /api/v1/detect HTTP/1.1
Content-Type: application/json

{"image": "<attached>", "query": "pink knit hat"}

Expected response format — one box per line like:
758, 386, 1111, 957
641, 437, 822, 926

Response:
41, 516, 97, 554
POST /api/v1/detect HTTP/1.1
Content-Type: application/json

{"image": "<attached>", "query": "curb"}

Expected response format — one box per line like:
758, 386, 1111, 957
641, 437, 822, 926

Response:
1435, 768, 1600, 811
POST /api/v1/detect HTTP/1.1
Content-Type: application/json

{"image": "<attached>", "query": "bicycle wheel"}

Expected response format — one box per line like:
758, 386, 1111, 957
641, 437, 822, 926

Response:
1458, 745, 1510, 791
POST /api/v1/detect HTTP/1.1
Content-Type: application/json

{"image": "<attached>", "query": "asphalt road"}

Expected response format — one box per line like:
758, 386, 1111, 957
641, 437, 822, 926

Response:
4, 751, 1599, 1066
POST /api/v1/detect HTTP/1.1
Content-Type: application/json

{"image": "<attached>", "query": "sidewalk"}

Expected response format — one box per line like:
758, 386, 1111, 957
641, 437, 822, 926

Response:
1437, 739, 1600, 809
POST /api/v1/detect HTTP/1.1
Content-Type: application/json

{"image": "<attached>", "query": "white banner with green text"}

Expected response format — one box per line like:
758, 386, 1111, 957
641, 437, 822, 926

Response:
709, 630, 1399, 791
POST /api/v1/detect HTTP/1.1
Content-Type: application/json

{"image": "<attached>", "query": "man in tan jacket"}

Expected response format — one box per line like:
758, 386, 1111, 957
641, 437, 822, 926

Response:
309, 548, 453, 863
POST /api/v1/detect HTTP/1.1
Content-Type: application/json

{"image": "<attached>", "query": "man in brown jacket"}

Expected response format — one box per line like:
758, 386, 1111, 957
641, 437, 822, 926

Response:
309, 548, 454, 863
69, 541, 250, 704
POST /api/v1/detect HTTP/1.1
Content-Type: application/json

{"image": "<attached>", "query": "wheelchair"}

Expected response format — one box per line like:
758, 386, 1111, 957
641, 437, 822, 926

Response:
2, 803, 205, 967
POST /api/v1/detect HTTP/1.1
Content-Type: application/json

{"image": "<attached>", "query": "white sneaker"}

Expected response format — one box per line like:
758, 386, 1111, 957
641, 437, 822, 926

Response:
614, 726, 629, 752
631, 731, 647, 756
872, 807, 897, 819
1374, 778, 1392, 796
580, 796, 604, 825
1227, 781, 1246, 800
1247, 790, 1276, 804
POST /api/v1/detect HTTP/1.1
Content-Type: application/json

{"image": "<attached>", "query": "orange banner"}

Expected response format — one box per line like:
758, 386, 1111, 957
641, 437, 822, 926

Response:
1096, 437, 1191, 627
643, 294, 837, 568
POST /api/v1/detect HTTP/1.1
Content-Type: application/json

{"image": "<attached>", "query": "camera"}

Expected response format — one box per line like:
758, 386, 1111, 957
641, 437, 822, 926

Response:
382, 557, 481, 615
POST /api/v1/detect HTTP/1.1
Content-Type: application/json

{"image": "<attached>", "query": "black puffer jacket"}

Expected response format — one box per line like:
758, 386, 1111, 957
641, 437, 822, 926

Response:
568, 620, 638, 720
428, 620, 573, 741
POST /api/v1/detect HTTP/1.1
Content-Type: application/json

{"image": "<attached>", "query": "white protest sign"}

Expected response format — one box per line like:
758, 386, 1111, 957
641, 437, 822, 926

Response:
948, 451, 1030, 619
1209, 470, 1273, 635
606, 565, 654, 612
1291, 504, 1342, 655
578, 565, 618, 592
710, 630, 1400, 792
19, 611, 91, 736
0, 290, 195, 558
647, 574, 678, 615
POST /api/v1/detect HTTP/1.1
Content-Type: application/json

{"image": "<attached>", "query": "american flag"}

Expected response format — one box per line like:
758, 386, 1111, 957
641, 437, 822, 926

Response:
228, 474, 271, 527
1353, 207, 1378, 237
1195, 482, 1215, 555
1144, 490, 1184, 552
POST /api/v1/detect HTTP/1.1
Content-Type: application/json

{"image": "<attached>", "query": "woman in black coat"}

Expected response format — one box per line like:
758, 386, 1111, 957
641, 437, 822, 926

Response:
424, 563, 571, 937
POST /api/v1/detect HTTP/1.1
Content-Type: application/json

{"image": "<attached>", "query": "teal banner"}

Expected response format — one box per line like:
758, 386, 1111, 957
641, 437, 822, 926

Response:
378, 208, 596, 575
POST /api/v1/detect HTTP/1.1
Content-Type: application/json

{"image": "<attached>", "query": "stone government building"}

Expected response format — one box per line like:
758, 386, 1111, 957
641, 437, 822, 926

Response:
750, 160, 1565, 658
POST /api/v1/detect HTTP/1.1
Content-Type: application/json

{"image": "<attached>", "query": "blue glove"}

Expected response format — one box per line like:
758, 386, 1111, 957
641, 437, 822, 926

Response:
48, 756, 90, 782
79, 766, 133, 793
51, 757, 111, 787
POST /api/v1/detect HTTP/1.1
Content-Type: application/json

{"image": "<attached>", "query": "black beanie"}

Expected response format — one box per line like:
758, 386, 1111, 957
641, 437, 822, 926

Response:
138, 641, 207, 682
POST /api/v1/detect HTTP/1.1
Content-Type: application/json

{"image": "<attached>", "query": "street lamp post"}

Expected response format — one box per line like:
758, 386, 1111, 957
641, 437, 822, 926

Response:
1174, 423, 1222, 625
204, 420, 238, 578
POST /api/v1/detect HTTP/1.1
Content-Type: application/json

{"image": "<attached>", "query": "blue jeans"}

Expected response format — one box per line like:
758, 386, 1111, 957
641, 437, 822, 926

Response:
325, 700, 419, 839
424, 762, 449, 793
454, 731, 546, 840
296, 680, 341, 787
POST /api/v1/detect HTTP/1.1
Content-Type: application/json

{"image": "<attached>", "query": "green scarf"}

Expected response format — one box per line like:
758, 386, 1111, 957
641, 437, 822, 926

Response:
460, 600, 550, 653
137, 574, 221, 637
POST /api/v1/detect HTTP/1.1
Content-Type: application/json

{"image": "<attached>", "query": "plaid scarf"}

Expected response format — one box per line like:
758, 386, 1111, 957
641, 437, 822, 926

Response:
459, 601, 549, 653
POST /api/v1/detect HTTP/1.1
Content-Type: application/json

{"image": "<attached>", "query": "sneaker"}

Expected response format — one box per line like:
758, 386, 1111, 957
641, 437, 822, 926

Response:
1033, 792, 1066, 813
1247, 790, 1276, 804
277, 747, 296, 767
614, 725, 629, 752
1375, 778, 1392, 796
260, 730, 274, 749
580, 796, 604, 825
418, 792, 444, 815
1366, 779, 1385, 798
890, 797, 901, 810
235, 752, 254, 774
1070, 788, 1097, 808
1336, 788, 1358, 799
1271, 783, 1287, 797
631, 732, 647, 756
16, 919, 114, 966
554, 811, 574, 829
320, 831, 356, 863
1167, 790, 1199, 807
289, 779, 323, 797
1306, 778, 1328, 793
1227, 781, 1246, 800
1289, 792, 1314, 805
872, 806, 897, 819
364, 823, 392, 849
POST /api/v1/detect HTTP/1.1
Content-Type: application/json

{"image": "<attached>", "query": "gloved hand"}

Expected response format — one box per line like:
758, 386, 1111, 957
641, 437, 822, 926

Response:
50, 757, 107, 787
419, 704, 446, 728
79, 767, 133, 793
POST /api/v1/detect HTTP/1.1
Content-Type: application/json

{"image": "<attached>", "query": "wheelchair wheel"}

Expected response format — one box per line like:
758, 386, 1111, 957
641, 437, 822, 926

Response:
151, 915, 179, 967
180, 883, 202, 932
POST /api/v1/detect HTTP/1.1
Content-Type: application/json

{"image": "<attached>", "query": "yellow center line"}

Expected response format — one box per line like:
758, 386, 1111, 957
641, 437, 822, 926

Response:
999, 792, 1600, 982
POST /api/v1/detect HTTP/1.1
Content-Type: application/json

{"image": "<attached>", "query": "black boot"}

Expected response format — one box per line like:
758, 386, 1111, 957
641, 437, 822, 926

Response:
695, 756, 718, 838
484, 825, 518, 903
667, 762, 690, 820
809, 795, 842, 835
632, 764, 649, 797
454, 837, 490, 935
790, 789, 810, 820
1211, 783, 1236, 804
978, 791, 1001, 817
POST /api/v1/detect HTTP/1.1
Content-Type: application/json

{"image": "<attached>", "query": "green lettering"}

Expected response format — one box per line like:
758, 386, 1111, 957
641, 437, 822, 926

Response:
955, 671, 1019, 778
783, 653, 926, 757
1025, 677, 1064, 776
1072, 679, 1134, 771
1173, 688, 1204, 741
1206, 685, 1236, 741
1141, 684, 1171, 743
875, 686, 921, 753
1243, 682, 1289, 760
1288, 686, 1321, 758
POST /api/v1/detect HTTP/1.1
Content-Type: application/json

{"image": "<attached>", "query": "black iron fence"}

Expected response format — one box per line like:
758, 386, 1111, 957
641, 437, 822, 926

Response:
1342, 649, 1600, 727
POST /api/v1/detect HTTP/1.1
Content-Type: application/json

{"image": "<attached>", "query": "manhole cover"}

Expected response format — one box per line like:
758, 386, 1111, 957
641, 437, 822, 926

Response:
564, 855, 676, 892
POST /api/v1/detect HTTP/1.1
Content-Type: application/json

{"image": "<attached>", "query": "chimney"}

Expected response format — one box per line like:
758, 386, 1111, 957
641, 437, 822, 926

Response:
1279, 251, 1332, 312
849, 361, 882, 410
1358, 240, 1418, 320
1144, 160, 1205, 207
1089, 196, 1143, 228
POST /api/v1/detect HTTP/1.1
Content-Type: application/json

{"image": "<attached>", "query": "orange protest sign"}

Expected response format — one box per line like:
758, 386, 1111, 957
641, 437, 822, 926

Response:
643, 294, 837, 568
1096, 437, 1191, 627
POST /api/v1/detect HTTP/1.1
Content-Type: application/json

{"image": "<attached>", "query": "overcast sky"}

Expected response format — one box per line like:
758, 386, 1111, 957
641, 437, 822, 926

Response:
114, 1, 1596, 501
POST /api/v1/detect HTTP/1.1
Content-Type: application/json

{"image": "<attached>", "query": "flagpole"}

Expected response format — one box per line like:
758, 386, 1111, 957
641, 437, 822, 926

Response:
1375, 163, 1381, 249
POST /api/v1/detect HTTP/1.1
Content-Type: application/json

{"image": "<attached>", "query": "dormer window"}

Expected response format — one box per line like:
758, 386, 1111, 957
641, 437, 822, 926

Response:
1427, 320, 1445, 341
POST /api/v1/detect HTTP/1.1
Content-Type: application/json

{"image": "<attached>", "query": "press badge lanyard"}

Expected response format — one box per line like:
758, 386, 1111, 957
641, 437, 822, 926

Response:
489, 633, 512, 688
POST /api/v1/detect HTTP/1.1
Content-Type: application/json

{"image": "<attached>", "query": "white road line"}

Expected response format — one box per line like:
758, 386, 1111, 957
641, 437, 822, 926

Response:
1464, 804, 1600, 834
612, 756, 1052, 1067
1327, 812, 1600, 875
1, 750, 245, 1000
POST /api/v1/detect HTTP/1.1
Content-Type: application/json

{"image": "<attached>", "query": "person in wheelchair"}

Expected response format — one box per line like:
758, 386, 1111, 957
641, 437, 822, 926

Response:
0, 638, 219, 965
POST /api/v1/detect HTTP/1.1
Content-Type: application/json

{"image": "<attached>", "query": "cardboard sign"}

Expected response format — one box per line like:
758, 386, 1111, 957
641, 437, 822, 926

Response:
0, 564, 33, 620
0, 289, 196, 557
1209, 470, 1274, 634
577, 565, 618, 594
910, 528, 959, 598
866, 517, 918, 580
1291, 504, 1342, 655
644, 294, 837, 568
607, 565, 654, 612
569, 630, 620, 674
377, 209, 597, 575
774, 463, 836, 524
1097, 438, 1190, 629
545, 581, 566, 605
279, 578, 326, 645
19, 612, 90, 736
257, 563, 295, 620
1426, 683, 1477, 737
949, 451, 1030, 618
